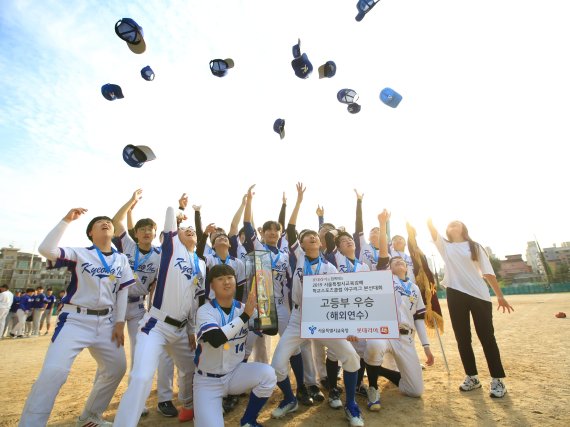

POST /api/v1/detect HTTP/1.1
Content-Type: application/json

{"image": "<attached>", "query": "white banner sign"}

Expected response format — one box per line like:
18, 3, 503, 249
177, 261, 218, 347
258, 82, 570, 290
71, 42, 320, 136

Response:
300, 270, 399, 339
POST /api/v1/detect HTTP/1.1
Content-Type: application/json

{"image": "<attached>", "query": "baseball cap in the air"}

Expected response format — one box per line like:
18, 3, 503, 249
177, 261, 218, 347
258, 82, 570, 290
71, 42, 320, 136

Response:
292, 39, 302, 59
122, 144, 156, 168
273, 119, 285, 139
380, 88, 402, 108
337, 89, 359, 104
347, 103, 361, 114
101, 84, 124, 101
115, 18, 146, 54
318, 61, 336, 79
141, 66, 155, 81
355, 0, 380, 22
291, 53, 313, 79
209, 58, 235, 77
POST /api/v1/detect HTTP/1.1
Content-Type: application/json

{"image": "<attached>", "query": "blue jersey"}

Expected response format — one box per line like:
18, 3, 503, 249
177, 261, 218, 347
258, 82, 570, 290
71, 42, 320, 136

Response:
45, 295, 57, 309
33, 293, 47, 309
19, 294, 33, 311
10, 296, 20, 313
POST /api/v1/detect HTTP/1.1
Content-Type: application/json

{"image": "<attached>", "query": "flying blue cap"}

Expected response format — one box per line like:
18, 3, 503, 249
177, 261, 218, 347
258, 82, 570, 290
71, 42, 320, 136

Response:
380, 88, 402, 108
115, 18, 146, 54
347, 103, 361, 114
141, 66, 155, 81
355, 0, 380, 22
209, 58, 235, 77
291, 53, 313, 79
337, 89, 359, 104
273, 119, 285, 139
101, 84, 124, 101
292, 38, 301, 59
122, 144, 156, 168
318, 61, 337, 79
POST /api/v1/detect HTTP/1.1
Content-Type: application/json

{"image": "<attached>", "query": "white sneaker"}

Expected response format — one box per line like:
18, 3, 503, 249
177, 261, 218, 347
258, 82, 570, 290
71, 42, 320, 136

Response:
459, 375, 482, 392
76, 414, 112, 427
271, 399, 298, 418
490, 378, 507, 398
366, 386, 381, 411
344, 404, 365, 427
328, 387, 343, 409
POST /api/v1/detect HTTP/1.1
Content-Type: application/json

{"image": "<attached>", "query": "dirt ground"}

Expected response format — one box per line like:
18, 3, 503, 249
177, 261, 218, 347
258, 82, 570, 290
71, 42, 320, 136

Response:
1, 293, 569, 426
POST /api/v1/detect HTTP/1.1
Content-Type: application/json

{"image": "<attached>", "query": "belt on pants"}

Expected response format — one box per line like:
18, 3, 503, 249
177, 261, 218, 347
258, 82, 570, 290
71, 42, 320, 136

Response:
164, 315, 187, 329
63, 304, 110, 316
196, 369, 226, 378
128, 295, 145, 303
399, 328, 414, 335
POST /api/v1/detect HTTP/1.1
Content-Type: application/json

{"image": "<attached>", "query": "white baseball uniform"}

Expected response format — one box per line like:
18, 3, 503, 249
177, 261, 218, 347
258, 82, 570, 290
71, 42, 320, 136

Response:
193, 299, 276, 427
0, 289, 14, 338
364, 274, 428, 397
114, 207, 205, 427
19, 220, 135, 427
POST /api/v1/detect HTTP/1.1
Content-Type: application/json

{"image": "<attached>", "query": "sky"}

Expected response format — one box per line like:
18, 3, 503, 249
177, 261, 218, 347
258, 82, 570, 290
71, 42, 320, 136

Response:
1, 0, 569, 261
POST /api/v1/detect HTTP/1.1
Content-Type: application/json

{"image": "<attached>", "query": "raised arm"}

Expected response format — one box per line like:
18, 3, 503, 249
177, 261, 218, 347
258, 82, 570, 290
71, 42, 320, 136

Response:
427, 218, 438, 241
243, 185, 256, 224
39, 208, 88, 261
127, 199, 136, 236
278, 192, 287, 232
354, 189, 364, 234
229, 194, 248, 237
287, 183, 305, 244
316, 204, 324, 230
112, 189, 142, 237
193, 204, 203, 241
164, 207, 177, 233
378, 209, 390, 259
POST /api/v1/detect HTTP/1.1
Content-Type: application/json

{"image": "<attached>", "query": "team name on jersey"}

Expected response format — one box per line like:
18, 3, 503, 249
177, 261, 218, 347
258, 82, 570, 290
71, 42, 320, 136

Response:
81, 262, 124, 278
173, 258, 201, 280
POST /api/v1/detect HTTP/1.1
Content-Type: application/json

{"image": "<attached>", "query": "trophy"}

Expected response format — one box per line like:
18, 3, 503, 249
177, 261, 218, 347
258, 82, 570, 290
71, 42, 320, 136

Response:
245, 250, 278, 331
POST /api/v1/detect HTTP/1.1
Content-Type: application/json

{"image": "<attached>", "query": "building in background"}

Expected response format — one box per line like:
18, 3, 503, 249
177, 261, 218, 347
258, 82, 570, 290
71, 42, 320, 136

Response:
526, 241, 570, 283
0, 246, 70, 292
498, 254, 539, 283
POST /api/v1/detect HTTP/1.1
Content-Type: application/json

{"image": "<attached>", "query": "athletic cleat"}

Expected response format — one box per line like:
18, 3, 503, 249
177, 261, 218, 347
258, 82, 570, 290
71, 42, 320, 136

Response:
459, 375, 482, 392
344, 403, 365, 427
296, 385, 314, 406
308, 384, 325, 402
241, 422, 263, 427
157, 400, 179, 417
328, 387, 343, 409
76, 414, 112, 427
356, 383, 369, 397
366, 386, 381, 411
178, 407, 194, 422
490, 378, 507, 398
271, 399, 298, 418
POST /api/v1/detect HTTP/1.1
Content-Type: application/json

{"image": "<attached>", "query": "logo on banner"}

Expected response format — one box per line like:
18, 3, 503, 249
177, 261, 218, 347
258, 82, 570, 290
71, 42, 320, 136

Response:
380, 326, 389, 334
309, 325, 317, 335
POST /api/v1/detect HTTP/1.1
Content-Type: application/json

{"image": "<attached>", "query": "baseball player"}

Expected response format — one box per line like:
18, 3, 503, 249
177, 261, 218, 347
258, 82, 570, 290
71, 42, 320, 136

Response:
31, 286, 46, 336
19, 208, 135, 427
193, 264, 277, 427
3, 288, 18, 337
270, 183, 365, 427
10, 287, 34, 338
111, 189, 180, 417
389, 235, 415, 282
361, 210, 434, 411
39, 288, 56, 335
113, 206, 206, 426
0, 284, 14, 338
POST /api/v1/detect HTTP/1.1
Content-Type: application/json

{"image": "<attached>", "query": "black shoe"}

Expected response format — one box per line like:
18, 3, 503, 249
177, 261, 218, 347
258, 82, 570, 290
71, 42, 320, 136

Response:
9, 333, 15, 338
320, 377, 328, 389
308, 385, 325, 403
222, 395, 239, 413
296, 385, 314, 406
157, 401, 179, 417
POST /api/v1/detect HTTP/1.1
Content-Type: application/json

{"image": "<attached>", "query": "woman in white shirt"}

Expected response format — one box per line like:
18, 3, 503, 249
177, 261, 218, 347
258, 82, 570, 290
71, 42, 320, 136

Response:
427, 219, 513, 398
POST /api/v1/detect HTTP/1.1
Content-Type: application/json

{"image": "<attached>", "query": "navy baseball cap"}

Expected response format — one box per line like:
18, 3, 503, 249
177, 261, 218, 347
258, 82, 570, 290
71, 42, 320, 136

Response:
347, 103, 361, 114
292, 38, 301, 59
273, 119, 285, 139
115, 18, 146, 54
101, 84, 124, 101
141, 66, 155, 81
209, 58, 235, 77
355, 0, 380, 22
122, 144, 156, 168
318, 61, 336, 79
337, 89, 359, 104
380, 88, 403, 108
291, 53, 313, 79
